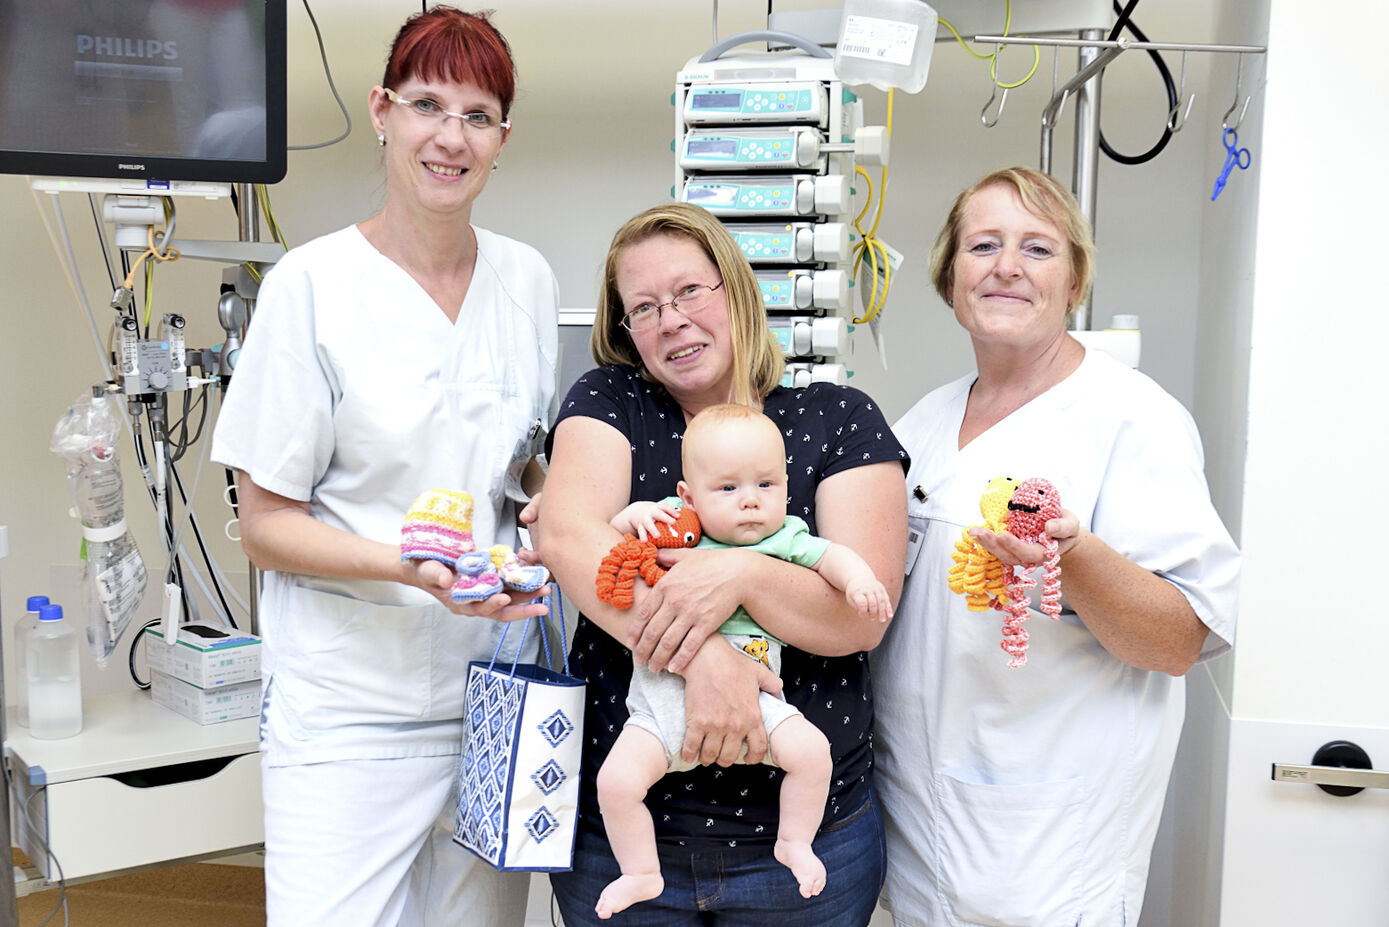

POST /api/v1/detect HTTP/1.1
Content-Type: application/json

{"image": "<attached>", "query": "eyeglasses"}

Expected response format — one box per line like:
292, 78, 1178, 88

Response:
383, 88, 511, 134
620, 281, 725, 332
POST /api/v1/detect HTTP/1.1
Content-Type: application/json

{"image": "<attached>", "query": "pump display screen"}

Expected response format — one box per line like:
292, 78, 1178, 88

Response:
687, 138, 738, 156
684, 183, 739, 206
690, 90, 742, 110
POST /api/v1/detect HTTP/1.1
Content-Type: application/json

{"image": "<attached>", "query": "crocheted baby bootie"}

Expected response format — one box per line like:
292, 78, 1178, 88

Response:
401, 489, 476, 565
498, 549, 549, 593
450, 550, 504, 602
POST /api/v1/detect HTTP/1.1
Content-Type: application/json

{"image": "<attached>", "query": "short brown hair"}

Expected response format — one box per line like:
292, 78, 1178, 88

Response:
590, 203, 784, 406
928, 167, 1095, 312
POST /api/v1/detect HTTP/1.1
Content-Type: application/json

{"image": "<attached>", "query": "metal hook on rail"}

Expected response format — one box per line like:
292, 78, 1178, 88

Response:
1047, 46, 1072, 127
1222, 53, 1252, 131
981, 43, 1008, 128
1167, 50, 1196, 133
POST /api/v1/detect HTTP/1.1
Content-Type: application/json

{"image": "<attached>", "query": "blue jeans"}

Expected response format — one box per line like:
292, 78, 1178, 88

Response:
550, 793, 886, 926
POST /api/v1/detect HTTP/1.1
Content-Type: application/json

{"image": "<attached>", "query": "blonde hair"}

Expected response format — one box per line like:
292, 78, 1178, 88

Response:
590, 203, 784, 406
928, 166, 1095, 312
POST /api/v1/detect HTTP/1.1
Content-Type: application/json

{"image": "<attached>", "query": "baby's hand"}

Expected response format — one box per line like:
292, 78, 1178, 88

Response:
846, 578, 893, 623
610, 501, 681, 542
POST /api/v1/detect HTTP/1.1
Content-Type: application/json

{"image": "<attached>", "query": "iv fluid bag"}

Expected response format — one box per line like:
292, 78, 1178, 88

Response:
50, 394, 148, 666
834, 0, 938, 94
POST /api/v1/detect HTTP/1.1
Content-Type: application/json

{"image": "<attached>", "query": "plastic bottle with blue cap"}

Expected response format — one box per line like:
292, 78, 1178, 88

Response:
13, 595, 49, 728
26, 603, 83, 740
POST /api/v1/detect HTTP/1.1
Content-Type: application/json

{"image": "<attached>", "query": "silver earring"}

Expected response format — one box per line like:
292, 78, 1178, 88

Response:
377, 133, 386, 147
492, 160, 500, 172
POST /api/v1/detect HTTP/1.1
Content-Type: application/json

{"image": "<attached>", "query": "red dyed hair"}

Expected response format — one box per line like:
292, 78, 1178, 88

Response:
382, 7, 516, 117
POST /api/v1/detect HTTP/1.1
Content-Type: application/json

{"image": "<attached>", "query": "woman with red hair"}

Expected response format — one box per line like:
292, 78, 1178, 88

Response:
211, 7, 556, 925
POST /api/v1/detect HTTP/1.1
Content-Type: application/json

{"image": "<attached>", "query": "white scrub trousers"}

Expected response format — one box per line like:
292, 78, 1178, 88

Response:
261, 754, 531, 926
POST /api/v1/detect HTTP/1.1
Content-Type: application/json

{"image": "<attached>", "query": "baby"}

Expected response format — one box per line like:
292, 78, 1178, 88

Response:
594, 403, 892, 919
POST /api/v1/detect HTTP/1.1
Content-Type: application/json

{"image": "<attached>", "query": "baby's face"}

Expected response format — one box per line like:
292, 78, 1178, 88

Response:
681, 417, 788, 546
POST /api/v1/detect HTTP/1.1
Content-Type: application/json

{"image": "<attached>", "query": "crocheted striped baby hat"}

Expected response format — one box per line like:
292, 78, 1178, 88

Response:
401, 489, 476, 564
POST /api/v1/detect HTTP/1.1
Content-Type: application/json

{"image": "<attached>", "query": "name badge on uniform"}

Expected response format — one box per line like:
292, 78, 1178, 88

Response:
504, 418, 547, 503
904, 522, 926, 576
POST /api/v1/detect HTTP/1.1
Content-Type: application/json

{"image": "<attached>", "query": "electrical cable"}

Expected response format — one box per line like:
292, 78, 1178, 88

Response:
164, 410, 213, 607
19, 787, 70, 926
256, 184, 288, 248
289, 0, 353, 150
121, 223, 181, 312
170, 458, 238, 627
848, 89, 895, 324
30, 188, 112, 381
87, 193, 120, 293
132, 426, 237, 634
128, 617, 162, 689
167, 385, 211, 462
938, 0, 1040, 90
1098, 0, 1178, 165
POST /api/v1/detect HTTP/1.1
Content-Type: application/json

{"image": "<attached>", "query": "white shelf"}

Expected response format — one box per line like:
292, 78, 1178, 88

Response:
6, 689, 263, 883
5, 689, 258, 786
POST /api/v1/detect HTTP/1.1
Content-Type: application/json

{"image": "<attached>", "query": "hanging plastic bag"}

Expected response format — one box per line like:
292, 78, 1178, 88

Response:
50, 393, 148, 666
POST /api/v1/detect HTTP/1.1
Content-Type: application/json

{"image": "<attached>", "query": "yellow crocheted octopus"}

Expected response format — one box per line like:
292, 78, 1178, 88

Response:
947, 476, 1020, 611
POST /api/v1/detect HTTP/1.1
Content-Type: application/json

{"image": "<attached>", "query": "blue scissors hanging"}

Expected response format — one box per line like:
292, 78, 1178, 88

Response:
1212, 53, 1254, 201
1211, 127, 1251, 201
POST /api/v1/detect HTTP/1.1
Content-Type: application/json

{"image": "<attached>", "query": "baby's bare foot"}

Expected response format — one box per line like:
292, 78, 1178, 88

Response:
596, 872, 664, 919
774, 839, 826, 898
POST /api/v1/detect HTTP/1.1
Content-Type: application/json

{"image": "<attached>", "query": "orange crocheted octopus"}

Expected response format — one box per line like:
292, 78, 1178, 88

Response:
595, 505, 702, 609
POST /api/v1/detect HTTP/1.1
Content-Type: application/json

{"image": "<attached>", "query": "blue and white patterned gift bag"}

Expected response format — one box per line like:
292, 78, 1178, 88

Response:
455, 596, 584, 871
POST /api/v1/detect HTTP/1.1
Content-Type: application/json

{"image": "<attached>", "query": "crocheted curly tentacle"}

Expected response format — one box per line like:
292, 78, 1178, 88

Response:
596, 535, 648, 610
1037, 534, 1062, 620
1000, 564, 1034, 668
947, 530, 975, 595
1000, 619, 1030, 667
637, 548, 667, 588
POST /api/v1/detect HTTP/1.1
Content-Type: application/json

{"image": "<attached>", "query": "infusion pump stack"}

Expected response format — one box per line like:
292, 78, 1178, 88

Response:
675, 35, 889, 388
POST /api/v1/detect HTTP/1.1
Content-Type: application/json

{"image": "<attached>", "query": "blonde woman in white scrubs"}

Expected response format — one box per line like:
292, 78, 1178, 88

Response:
210, 9, 556, 926
872, 167, 1240, 927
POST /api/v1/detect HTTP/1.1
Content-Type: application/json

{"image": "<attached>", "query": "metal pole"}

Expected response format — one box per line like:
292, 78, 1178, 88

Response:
1070, 29, 1104, 332
233, 185, 262, 635
975, 35, 1267, 55
0, 526, 19, 927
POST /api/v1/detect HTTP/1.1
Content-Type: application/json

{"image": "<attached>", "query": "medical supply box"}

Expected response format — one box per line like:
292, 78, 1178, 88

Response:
149, 670, 260, 724
144, 622, 262, 688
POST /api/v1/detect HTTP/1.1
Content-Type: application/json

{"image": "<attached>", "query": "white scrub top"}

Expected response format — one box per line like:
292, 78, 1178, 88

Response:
211, 225, 558, 766
873, 347, 1239, 927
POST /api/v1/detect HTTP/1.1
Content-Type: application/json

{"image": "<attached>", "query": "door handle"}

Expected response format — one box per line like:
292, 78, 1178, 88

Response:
1272, 741, 1386, 796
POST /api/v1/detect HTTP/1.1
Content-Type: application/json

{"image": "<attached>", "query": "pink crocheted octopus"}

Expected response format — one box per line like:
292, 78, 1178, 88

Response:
949, 476, 1064, 668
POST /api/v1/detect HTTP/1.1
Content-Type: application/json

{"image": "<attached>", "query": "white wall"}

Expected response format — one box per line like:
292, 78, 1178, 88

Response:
1, 1, 1261, 921
1216, 0, 1389, 921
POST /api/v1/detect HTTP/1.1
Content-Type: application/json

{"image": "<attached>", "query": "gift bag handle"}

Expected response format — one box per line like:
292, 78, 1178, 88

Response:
483, 583, 571, 679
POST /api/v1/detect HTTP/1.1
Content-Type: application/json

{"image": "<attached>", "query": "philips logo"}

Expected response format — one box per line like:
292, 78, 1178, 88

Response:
76, 35, 178, 61
117, 163, 147, 172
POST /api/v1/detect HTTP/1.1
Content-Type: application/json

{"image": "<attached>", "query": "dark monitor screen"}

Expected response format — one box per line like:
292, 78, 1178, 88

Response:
0, 0, 287, 184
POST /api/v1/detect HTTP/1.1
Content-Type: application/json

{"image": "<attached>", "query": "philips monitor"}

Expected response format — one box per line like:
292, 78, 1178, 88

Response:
0, 0, 287, 186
